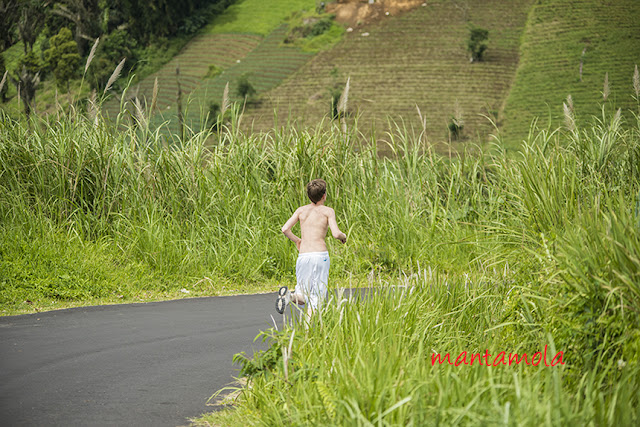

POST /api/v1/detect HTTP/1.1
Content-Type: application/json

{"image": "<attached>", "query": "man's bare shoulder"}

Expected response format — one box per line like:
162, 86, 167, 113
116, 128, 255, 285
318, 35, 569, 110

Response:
321, 206, 335, 215
297, 204, 314, 213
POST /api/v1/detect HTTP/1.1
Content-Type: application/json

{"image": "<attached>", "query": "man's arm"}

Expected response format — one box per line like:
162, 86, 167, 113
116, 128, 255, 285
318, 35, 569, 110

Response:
281, 208, 302, 250
327, 208, 347, 244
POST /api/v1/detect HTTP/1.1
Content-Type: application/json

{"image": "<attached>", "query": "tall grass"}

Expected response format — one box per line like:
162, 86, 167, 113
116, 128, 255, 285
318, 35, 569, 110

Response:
1, 85, 639, 422
212, 276, 639, 426
1, 103, 527, 308
186, 104, 637, 424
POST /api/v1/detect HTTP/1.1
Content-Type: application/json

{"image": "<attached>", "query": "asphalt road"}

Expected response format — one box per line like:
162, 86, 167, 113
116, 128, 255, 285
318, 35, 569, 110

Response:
0, 293, 290, 427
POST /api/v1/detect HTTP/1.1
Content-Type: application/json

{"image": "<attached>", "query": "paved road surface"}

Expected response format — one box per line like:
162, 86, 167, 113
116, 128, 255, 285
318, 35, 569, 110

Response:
0, 293, 290, 427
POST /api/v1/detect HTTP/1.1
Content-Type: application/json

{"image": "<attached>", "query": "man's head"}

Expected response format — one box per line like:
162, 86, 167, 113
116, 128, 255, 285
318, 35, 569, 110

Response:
307, 179, 326, 203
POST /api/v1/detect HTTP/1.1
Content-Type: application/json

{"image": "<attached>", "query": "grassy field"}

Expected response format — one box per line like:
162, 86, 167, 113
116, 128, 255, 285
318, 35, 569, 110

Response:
170, 25, 316, 134
99, 0, 327, 136
4, 0, 639, 151
1, 78, 639, 422
501, 0, 640, 143
204, 0, 316, 35
103, 0, 535, 150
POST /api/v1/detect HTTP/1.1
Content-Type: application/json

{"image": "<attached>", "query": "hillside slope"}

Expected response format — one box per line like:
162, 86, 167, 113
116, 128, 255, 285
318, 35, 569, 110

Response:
501, 0, 640, 144
240, 0, 534, 147
103, 33, 262, 119
103, 0, 317, 129
164, 25, 316, 134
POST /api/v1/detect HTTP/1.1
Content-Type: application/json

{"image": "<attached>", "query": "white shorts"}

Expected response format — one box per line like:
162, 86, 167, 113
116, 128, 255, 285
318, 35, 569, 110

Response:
295, 251, 330, 309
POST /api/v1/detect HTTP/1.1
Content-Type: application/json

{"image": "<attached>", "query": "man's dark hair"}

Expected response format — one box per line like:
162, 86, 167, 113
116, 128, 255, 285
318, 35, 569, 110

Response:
307, 179, 326, 203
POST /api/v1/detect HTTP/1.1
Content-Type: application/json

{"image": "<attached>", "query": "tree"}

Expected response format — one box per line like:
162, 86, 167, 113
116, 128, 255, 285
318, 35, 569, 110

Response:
0, 0, 20, 51
17, 0, 47, 53
467, 27, 489, 62
13, 50, 42, 117
52, 0, 101, 55
44, 27, 80, 92
236, 73, 256, 101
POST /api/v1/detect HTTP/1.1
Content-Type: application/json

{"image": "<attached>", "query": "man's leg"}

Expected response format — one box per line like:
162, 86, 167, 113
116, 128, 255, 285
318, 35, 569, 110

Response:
276, 286, 306, 314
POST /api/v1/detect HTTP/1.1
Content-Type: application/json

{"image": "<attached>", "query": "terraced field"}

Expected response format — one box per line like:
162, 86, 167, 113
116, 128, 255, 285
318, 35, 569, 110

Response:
243, 0, 534, 148
103, 33, 262, 120
174, 25, 315, 132
102, 0, 638, 149
501, 0, 640, 144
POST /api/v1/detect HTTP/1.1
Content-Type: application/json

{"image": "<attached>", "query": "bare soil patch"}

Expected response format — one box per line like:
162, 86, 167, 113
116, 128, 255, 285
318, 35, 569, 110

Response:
327, 0, 425, 28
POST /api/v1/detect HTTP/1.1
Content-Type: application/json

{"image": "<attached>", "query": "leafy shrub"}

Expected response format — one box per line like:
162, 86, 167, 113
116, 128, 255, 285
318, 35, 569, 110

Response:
468, 27, 489, 62
205, 64, 223, 79
309, 17, 333, 37
89, 29, 138, 91
236, 72, 256, 101
206, 101, 232, 129
285, 14, 336, 45
448, 117, 464, 139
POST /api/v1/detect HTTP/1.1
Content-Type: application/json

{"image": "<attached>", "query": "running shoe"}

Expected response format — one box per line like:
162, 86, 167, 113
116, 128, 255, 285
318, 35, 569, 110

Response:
276, 286, 289, 314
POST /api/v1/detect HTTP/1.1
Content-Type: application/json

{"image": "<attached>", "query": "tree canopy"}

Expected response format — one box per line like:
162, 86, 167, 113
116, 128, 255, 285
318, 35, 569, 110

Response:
44, 27, 80, 91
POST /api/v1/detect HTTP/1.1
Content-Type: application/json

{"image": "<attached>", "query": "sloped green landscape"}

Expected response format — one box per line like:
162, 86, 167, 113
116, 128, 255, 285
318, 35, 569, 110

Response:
502, 0, 640, 143
245, 0, 534, 146
103, 33, 262, 120
158, 25, 316, 134
3, 0, 639, 146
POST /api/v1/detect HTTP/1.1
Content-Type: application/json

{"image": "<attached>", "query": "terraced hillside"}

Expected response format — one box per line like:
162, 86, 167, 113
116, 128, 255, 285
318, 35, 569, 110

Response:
502, 0, 640, 144
103, 33, 262, 120
168, 25, 315, 133
242, 0, 534, 147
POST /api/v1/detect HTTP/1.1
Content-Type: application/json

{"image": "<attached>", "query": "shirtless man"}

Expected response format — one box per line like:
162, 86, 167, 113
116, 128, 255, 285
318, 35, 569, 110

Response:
276, 179, 347, 314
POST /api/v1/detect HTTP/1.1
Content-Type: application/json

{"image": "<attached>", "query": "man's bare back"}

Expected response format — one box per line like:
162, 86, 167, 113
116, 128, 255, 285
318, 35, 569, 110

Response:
281, 188, 346, 253
298, 204, 345, 252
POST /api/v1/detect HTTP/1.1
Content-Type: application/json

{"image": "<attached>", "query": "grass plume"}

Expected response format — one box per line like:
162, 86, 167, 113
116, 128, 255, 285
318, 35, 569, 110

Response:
634, 64, 639, 99
0, 70, 7, 94
104, 58, 126, 95
150, 77, 158, 113
603, 71, 610, 102
84, 37, 100, 75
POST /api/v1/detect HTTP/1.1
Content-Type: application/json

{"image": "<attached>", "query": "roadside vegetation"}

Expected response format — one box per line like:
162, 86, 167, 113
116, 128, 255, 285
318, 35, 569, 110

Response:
195, 93, 640, 424
1, 66, 639, 420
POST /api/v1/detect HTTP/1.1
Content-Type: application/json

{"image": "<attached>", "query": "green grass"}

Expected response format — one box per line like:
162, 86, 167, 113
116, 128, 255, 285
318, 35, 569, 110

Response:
1, 70, 639, 423
297, 21, 345, 53
204, 0, 317, 35
502, 0, 640, 144
0, 225, 235, 316
191, 104, 639, 426
199, 278, 639, 425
